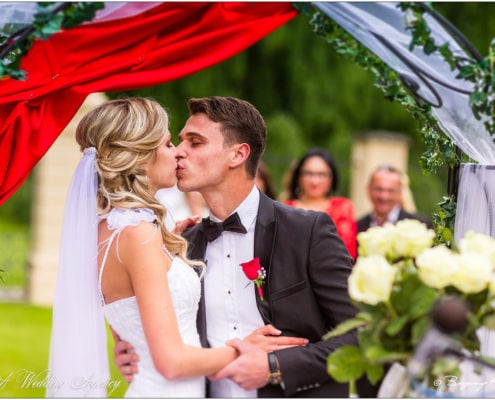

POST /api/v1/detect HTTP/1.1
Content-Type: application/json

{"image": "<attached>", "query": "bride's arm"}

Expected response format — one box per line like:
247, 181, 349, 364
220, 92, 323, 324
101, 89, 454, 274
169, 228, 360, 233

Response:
119, 223, 237, 379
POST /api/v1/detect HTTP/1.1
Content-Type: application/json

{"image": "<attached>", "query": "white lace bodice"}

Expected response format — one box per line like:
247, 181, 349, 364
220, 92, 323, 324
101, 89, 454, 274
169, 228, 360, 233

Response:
99, 208, 205, 398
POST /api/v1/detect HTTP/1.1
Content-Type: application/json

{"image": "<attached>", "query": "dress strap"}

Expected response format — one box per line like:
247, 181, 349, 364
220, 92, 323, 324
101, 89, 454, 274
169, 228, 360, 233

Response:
98, 207, 174, 304
98, 229, 120, 305
162, 245, 174, 261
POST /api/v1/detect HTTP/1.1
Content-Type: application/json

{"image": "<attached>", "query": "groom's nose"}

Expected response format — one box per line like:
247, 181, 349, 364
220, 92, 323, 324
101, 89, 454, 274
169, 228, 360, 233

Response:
175, 143, 186, 159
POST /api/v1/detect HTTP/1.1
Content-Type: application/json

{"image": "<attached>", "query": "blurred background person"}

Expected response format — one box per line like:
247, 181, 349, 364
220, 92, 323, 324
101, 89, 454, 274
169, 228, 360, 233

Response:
357, 165, 432, 232
156, 185, 208, 230
255, 160, 276, 199
282, 148, 357, 259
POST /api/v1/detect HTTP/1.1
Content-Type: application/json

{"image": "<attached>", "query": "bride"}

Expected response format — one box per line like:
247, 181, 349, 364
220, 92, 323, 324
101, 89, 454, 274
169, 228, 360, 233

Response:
47, 97, 238, 397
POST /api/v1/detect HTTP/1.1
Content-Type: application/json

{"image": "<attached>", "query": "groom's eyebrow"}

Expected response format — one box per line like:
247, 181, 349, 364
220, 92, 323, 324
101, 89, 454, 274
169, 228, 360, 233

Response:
179, 131, 207, 142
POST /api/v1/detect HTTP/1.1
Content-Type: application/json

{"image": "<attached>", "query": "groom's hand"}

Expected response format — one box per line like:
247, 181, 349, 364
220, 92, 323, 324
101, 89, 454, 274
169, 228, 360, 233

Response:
245, 324, 308, 351
210, 339, 268, 390
173, 215, 201, 235
111, 328, 139, 383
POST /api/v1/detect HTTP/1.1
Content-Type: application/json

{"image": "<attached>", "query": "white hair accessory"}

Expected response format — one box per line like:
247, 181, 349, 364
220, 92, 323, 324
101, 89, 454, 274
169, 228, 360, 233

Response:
83, 146, 96, 155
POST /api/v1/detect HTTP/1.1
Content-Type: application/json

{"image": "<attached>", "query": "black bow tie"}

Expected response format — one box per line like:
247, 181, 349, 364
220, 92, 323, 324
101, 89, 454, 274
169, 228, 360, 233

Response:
201, 212, 247, 242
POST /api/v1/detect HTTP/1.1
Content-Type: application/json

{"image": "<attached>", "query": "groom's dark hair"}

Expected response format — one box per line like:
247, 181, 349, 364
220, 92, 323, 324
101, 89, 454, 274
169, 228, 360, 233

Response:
187, 96, 266, 178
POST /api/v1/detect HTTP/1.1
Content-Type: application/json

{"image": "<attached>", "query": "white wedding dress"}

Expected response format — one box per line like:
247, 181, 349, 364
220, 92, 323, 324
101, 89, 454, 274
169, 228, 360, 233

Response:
99, 208, 205, 398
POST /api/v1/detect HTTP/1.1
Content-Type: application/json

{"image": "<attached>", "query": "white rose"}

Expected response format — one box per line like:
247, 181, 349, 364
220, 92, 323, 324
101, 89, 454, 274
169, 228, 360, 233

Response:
357, 223, 395, 257
348, 255, 397, 305
391, 219, 435, 259
451, 252, 492, 294
416, 246, 458, 289
458, 230, 495, 270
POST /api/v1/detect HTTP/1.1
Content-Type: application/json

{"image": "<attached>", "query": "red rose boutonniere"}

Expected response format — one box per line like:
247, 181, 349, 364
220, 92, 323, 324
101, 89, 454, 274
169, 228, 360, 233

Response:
240, 257, 266, 301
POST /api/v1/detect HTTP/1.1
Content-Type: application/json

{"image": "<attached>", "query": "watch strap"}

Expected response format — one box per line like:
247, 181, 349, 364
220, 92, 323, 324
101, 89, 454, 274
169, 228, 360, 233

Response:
267, 352, 283, 386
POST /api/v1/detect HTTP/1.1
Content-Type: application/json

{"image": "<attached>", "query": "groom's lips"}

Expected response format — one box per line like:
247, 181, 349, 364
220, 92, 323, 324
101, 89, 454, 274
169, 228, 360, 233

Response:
176, 164, 185, 176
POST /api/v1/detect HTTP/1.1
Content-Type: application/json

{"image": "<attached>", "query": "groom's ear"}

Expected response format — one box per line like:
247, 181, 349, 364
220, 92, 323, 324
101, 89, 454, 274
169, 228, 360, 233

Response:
229, 143, 250, 168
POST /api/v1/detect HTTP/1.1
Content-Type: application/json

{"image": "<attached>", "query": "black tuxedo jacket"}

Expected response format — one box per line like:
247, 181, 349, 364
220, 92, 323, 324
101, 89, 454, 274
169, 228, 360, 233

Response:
357, 208, 432, 233
184, 191, 360, 397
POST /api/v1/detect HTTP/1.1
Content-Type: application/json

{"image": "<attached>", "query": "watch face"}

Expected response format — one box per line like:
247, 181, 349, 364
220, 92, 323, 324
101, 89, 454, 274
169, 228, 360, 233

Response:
268, 372, 282, 385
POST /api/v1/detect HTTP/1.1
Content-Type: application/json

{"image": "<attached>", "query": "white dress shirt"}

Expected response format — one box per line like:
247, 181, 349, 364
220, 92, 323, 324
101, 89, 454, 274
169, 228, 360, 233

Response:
370, 204, 401, 227
204, 186, 264, 398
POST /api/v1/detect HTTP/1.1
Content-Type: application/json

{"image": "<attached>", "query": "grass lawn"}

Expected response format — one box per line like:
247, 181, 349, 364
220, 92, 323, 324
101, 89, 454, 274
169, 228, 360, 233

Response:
0, 303, 127, 398
0, 224, 29, 288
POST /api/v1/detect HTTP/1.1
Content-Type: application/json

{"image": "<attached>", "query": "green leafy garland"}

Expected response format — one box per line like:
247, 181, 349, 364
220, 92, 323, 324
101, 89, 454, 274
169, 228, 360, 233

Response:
294, 2, 494, 247
399, 3, 495, 138
0, 2, 103, 80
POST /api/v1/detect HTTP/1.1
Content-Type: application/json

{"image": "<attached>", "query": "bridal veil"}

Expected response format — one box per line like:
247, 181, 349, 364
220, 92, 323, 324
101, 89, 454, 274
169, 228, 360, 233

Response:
47, 147, 109, 397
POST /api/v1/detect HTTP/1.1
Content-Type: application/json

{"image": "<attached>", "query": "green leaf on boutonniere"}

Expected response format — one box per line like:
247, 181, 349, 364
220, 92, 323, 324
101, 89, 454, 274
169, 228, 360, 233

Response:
327, 345, 365, 383
323, 317, 368, 340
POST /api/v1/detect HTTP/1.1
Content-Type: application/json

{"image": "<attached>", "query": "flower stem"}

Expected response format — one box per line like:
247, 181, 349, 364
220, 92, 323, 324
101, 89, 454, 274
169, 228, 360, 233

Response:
385, 299, 398, 319
349, 380, 357, 398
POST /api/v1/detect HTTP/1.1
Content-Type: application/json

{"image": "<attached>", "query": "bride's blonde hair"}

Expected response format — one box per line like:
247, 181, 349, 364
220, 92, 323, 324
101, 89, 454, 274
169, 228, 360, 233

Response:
76, 97, 202, 270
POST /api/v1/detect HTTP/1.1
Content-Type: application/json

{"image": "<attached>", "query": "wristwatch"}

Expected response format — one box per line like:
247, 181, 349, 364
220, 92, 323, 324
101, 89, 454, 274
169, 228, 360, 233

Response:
267, 352, 283, 386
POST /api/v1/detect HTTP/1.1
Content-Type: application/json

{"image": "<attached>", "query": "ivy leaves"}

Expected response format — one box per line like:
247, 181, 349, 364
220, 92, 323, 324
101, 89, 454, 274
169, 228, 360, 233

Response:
400, 2, 495, 142
469, 40, 495, 136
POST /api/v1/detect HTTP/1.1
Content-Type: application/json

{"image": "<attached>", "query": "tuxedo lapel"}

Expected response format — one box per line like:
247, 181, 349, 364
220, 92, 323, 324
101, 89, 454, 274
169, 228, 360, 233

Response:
187, 227, 208, 261
253, 193, 277, 324
184, 227, 209, 348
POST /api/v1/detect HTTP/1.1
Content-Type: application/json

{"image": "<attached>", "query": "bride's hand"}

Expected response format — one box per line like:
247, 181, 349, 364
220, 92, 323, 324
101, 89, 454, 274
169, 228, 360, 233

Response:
243, 324, 309, 352
173, 215, 201, 235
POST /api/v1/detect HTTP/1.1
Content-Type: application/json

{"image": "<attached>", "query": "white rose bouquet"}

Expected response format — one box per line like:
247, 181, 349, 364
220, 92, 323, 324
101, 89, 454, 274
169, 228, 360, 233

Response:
326, 220, 495, 394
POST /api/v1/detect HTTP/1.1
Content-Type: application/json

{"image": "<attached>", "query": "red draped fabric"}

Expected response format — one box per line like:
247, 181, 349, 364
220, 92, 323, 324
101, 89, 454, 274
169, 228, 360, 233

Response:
0, 2, 298, 205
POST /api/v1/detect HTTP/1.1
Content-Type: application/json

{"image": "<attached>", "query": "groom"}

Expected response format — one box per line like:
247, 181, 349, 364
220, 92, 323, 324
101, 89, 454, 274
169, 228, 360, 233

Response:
115, 96, 367, 397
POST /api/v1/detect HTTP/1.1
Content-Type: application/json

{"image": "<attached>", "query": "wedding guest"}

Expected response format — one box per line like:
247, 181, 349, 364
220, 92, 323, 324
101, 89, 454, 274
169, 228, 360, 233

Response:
157, 184, 208, 230
282, 148, 358, 259
114, 96, 367, 397
49, 98, 304, 398
357, 165, 432, 232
